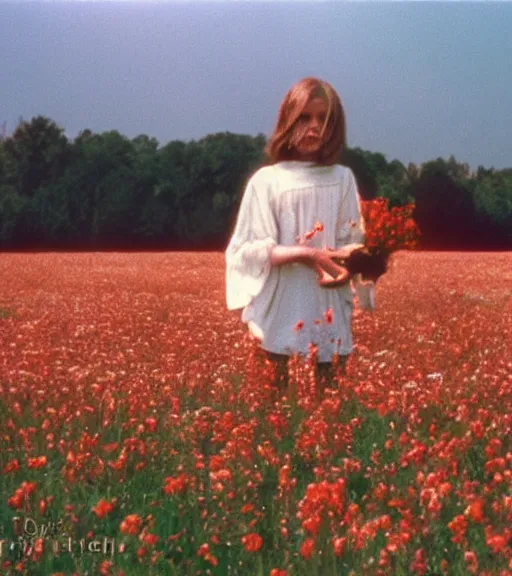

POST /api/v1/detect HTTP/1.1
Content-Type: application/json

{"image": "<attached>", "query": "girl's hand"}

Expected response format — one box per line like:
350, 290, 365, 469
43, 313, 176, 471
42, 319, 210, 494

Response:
308, 248, 351, 288
325, 243, 366, 260
313, 244, 367, 287
316, 266, 351, 288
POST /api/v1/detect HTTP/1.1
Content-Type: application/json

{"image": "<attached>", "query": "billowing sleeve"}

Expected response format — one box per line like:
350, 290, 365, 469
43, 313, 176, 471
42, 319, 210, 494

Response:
336, 168, 376, 312
225, 173, 278, 311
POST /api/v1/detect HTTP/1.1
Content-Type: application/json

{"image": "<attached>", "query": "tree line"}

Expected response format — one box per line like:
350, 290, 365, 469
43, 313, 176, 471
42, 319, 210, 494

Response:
0, 116, 510, 251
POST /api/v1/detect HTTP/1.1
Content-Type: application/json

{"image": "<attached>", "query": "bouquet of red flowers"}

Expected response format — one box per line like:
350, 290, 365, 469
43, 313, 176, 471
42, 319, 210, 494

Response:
299, 199, 421, 286
360, 198, 420, 255
342, 198, 421, 281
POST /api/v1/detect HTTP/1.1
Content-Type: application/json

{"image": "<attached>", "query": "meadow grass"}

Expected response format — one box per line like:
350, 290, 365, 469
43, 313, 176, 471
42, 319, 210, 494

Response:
0, 251, 511, 576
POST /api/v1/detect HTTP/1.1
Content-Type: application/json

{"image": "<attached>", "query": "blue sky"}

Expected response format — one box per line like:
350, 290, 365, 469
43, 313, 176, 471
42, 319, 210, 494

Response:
1, 1, 511, 169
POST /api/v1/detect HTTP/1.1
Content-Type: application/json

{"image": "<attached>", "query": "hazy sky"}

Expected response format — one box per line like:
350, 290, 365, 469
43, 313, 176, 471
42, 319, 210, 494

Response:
1, 1, 511, 170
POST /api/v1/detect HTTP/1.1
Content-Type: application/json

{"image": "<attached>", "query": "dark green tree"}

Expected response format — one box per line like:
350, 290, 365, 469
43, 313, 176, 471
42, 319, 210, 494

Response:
0, 184, 28, 247
1, 114, 510, 251
80, 131, 138, 247
471, 171, 512, 246
341, 147, 389, 200
376, 159, 415, 207
26, 129, 140, 249
156, 132, 266, 249
411, 160, 479, 249
2, 116, 71, 197
128, 135, 162, 246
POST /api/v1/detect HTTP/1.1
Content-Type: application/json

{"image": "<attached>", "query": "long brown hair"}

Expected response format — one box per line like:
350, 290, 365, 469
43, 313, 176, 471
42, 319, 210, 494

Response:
265, 77, 346, 166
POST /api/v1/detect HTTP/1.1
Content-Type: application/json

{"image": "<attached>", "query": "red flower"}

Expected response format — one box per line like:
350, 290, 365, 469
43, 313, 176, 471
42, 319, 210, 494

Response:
99, 561, 114, 576
447, 514, 467, 544
486, 533, 506, 554
333, 536, 347, 557
302, 514, 321, 536
137, 546, 146, 558
144, 417, 157, 433
39, 498, 47, 516
300, 538, 315, 560
241, 532, 263, 552
163, 473, 189, 495
120, 514, 143, 535
360, 198, 420, 256
465, 498, 485, 523
197, 543, 218, 566
197, 543, 210, 558
8, 481, 37, 510
92, 498, 115, 519
298, 221, 324, 244
27, 456, 47, 469
3, 459, 20, 474
142, 532, 159, 546
464, 551, 478, 574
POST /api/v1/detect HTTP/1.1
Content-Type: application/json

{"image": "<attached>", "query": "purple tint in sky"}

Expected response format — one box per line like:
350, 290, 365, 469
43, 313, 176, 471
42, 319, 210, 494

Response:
1, 1, 511, 169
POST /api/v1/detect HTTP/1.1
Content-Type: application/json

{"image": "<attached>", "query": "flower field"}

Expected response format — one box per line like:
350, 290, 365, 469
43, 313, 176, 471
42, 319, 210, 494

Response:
0, 251, 511, 576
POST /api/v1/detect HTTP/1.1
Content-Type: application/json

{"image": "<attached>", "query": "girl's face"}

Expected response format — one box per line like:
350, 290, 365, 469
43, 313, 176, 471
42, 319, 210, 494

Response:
290, 97, 329, 161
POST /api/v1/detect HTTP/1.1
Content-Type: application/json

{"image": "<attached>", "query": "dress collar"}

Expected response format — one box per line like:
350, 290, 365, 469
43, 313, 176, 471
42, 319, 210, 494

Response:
275, 161, 335, 173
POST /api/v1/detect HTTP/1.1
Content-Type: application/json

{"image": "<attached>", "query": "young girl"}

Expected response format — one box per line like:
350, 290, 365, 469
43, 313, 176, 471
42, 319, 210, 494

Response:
225, 77, 375, 390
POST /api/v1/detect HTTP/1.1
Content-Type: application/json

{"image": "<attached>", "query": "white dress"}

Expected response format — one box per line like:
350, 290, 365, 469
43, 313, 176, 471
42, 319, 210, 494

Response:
225, 161, 375, 363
